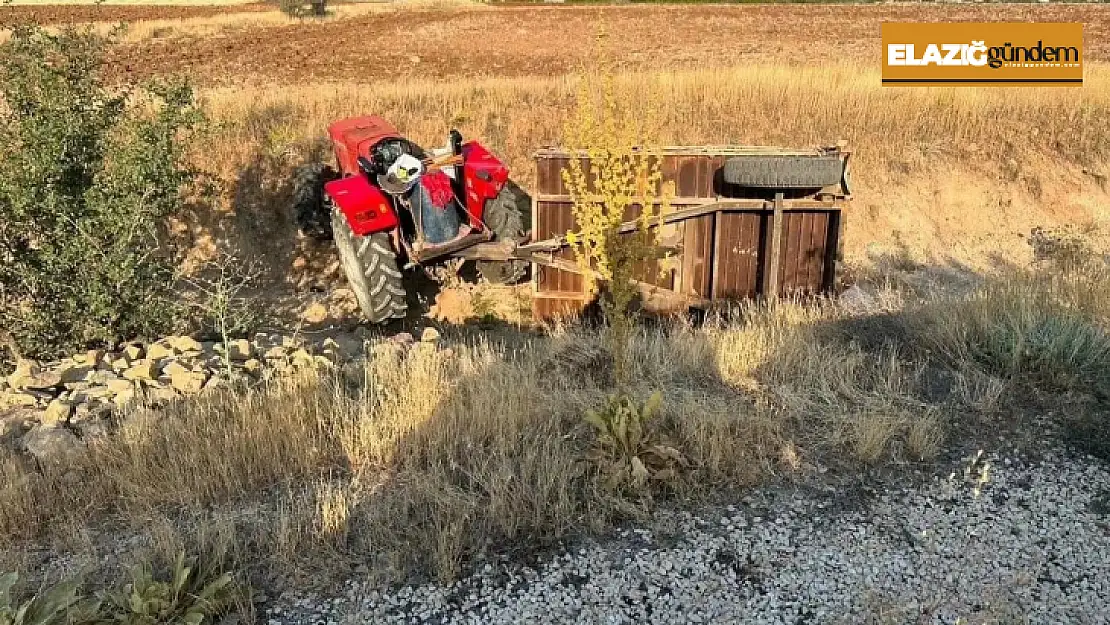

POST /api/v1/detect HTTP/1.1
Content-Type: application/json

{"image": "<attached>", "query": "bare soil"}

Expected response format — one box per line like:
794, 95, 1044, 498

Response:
0, 2, 269, 27
97, 4, 1110, 86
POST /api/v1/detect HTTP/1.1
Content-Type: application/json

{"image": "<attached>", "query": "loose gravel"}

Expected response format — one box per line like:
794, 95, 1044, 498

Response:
265, 450, 1110, 625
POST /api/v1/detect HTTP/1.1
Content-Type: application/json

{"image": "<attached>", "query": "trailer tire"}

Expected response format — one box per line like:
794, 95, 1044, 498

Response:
293, 163, 338, 240
722, 155, 844, 189
477, 180, 532, 284
332, 208, 407, 324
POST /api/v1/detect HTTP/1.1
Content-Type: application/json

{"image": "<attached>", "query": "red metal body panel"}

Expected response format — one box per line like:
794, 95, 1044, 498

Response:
328, 116, 400, 176
324, 175, 398, 236
461, 141, 508, 224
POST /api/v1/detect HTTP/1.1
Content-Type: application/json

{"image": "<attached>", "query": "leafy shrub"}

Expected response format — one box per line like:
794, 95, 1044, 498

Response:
0, 553, 238, 625
0, 25, 204, 360
584, 391, 687, 489
0, 573, 97, 625
561, 30, 672, 384
101, 553, 236, 625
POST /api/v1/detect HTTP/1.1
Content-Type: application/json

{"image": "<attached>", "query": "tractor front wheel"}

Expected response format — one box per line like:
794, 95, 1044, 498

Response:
332, 208, 407, 324
292, 162, 338, 240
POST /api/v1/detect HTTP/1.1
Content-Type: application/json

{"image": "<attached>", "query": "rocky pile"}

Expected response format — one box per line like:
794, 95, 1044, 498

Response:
0, 329, 439, 464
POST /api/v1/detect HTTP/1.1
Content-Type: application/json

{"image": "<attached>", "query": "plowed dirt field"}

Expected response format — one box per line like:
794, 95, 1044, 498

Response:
92, 3, 1109, 86
0, 2, 268, 26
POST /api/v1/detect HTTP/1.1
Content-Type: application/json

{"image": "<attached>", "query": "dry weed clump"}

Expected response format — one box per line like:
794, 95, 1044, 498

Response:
2, 261, 1108, 582
915, 262, 1110, 392
0, 309, 960, 582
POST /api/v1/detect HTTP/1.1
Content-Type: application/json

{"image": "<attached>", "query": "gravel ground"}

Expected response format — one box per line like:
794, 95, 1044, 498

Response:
265, 450, 1110, 625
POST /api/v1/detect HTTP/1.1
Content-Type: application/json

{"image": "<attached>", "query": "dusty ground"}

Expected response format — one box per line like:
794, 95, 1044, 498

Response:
70, 3, 1110, 86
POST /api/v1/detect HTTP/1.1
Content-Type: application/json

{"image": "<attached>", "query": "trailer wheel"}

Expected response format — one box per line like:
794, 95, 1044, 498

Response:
722, 155, 844, 189
292, 163, 338, 240
477, 180, 532, 284
332, 208, 407, 324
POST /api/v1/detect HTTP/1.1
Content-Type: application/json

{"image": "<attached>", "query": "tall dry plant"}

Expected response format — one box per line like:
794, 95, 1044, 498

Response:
561, 31, 673, 384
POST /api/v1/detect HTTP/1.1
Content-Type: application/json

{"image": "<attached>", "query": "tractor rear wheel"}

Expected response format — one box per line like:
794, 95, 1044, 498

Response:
292, 163, 338, 240
476, 180, 532, 284
332, 208, 407, 324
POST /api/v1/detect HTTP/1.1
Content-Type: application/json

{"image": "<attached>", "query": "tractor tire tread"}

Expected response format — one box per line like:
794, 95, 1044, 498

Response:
293, 162, 338, 240
722, 155, 844, 189
476, 180, 532, 284
332, 208, 407, 324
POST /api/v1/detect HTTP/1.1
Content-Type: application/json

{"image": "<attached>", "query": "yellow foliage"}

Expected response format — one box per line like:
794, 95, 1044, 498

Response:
561, 29, 673, 383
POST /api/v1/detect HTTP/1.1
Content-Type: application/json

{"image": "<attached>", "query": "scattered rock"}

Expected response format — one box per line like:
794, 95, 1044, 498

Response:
41, 399, 73, 427
2, 330, 383, 461
71, 402, 110, 424
22, 426, 84, 464
87, 370, 121, 385
8, 359, 62, 391
58, 363, 93, 384
226, 339, 253, 361
241, 359, 263, 376
105, 379, 134, 395
146, 342, 175, 361
170, 370, 208, 394
168, 335, 203, 352
122, 360, 159, 381
75, 349, 102, 366
1, 390, 38, 409
420, 327, 441, 343
162, 361, 194, 378
301, 302, 329, 324
263, 345, 288, 360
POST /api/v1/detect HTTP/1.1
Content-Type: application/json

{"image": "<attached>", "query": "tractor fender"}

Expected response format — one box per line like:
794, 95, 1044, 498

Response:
324, 175, 399, 237
461, 141, 509, 225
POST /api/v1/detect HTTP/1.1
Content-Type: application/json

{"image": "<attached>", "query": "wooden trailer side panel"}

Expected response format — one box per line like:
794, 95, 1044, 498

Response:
531, 149, 845, 321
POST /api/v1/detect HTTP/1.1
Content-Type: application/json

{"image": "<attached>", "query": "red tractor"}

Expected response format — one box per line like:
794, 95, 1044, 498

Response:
293, 115, 530, 324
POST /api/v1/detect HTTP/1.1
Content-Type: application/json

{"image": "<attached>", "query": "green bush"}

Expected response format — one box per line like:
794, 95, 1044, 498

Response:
101, 553, 237, 625
0, 572, 96, 625
0, 25, 204, 360
0, 552, 239, 625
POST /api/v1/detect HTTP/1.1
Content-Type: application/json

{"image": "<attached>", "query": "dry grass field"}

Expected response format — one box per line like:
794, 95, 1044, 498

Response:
2, 1, 1110, 616
3, 2, 1108, 271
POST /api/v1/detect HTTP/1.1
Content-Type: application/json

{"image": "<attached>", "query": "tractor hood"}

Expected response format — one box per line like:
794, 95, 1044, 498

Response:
327, 115, 402, 177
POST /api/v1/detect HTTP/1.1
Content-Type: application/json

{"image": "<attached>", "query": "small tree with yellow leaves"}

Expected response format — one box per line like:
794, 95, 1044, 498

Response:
562, 34, 672, 385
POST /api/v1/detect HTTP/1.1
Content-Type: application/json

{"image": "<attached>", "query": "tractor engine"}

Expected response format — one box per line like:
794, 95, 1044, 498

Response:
291, 115, 530, 324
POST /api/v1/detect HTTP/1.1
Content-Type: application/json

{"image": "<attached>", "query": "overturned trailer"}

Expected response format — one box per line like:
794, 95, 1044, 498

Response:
517, 145, 852, 320
296, 116, 851, 324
